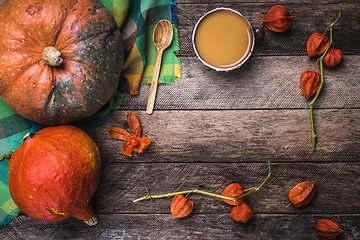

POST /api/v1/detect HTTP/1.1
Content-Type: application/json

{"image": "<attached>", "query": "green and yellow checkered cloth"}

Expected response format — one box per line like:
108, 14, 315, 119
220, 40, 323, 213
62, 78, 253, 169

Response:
0, 159, 20, 231
0, 98, 43, 232
115, 0, 181, 94
0, 0, 180, 231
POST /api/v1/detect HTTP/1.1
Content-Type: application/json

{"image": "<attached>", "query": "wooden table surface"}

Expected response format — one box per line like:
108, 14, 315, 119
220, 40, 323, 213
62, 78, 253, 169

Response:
2, 0, 360, 239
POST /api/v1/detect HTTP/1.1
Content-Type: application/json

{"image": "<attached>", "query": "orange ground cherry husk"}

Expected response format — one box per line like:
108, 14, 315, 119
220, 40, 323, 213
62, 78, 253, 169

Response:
316, 219, 344, 240
307, 33, 330, 57
324, 48, 343, 68
262, 5, 298, 32
170, 194, 194, 219
230, 202, 254, 223
109, 113, 151, 156
288, 181, 316, 208
221, 183, 245, 206
300, 70, 321, 100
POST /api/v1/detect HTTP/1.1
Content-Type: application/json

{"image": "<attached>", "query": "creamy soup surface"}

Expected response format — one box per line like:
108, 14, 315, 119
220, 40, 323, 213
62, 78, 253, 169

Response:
194, 10, 252, 69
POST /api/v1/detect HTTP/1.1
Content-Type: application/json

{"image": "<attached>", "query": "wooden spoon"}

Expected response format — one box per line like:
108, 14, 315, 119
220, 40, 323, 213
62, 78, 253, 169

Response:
146, 19, 173, 115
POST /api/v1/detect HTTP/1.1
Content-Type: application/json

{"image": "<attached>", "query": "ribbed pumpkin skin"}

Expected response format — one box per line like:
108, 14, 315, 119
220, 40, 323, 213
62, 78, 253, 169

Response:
8, 125, 101, 222
0, 0, 124, 125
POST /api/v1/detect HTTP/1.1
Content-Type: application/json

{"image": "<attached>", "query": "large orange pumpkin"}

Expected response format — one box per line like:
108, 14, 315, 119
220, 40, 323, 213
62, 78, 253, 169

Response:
8, 125, 101, 225
0, 0, 124, 125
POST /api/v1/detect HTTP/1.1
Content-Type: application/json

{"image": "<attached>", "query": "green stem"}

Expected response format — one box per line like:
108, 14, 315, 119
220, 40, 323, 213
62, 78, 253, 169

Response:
309, 3, 341, 151
133, 189, 237, 202
133, 161, 271, 203
234, 160, 271, 201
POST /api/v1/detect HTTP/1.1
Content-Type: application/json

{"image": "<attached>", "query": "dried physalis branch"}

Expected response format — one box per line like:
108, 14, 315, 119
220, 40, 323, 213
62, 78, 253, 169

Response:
300, 70, 321, 100
221, 183, 245, 206
109, 113, 151, 156
170, 194, 194, 219
307, 32, 330, 58
230, 202, 254, 223
288, 181, 316, 208
324, 48, 343, 68
315, 219, 344, 240
133, 162, 271, 221
303, 3, 342, 152
262, 5, 299, 32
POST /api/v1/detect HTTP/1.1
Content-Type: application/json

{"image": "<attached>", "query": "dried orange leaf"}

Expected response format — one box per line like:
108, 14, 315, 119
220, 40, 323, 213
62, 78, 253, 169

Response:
262, 5, 298, 32
134, 137, 151, 153
307, 33, 330, 57
122, 142, 134, 156
230, 202, 254, 223
316, 219, 344, 240
324, 48, 343, 68
109, 127, 131, 141
288, 181, 316, 208
110, 113, 151, 156
221, 183, 245, 206
300, 70, 321, 100
171, 194, 193, 219
127, 113, 142, 138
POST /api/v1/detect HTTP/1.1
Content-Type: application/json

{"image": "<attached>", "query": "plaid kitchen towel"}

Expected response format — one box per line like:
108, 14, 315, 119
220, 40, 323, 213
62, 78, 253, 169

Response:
119, 0, 181, 94
0, 159, 20, 232
0, 0, 180, 231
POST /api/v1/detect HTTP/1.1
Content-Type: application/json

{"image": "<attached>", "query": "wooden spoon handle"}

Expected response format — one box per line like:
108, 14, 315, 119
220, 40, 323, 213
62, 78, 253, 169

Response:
146, 48, 163, 114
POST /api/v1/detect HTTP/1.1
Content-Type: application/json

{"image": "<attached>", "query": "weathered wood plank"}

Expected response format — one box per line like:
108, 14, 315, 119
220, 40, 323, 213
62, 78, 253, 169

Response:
3, 214, 359, 239
176, 2, 360, 55
87, 110, 360, 163
89, 162, 360, 214
176, 0, 354, 3
120, 56, 360, 110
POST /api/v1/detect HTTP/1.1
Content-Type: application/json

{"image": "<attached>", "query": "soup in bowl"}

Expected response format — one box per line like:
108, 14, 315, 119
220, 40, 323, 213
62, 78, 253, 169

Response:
192, 8, 255, 71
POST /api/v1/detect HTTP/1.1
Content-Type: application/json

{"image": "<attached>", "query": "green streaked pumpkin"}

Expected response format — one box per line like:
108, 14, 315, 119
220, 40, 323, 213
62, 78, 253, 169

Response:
0, 0, 124, 125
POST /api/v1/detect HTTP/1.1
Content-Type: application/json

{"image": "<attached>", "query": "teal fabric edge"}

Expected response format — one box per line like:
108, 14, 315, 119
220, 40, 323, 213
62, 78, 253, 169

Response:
0, 214, 11, 232
10, 208, 20, 218
0, 208, 20, 232
141, 74, 178, 85
0, 158, 20, 232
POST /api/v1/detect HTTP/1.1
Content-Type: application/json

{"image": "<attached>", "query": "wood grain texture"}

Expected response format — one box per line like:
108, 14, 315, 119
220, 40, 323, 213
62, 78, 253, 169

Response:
90, 162, 360, 214
120, 56, 360, 110
176, 2, 360, 56
2, 214, 359, 240
2, 1, 359, 239
86, 110, 360, 163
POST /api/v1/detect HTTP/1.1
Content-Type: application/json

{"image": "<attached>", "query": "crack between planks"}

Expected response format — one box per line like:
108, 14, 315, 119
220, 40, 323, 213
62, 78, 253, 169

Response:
102, 161, 360, 164
96, 213, 360, 216
117, 108, 360, 111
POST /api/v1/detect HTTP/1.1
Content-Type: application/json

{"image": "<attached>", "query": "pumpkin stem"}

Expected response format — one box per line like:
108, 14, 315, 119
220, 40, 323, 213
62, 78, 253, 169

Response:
42, 46, 63, 67
23, 132, 34, 141
84, 214, 99, 226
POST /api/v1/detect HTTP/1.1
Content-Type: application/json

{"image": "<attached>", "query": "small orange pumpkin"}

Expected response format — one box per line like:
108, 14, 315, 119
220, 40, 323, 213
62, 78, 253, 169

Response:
0, 0, 124, 125
8, 125, 101, 225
